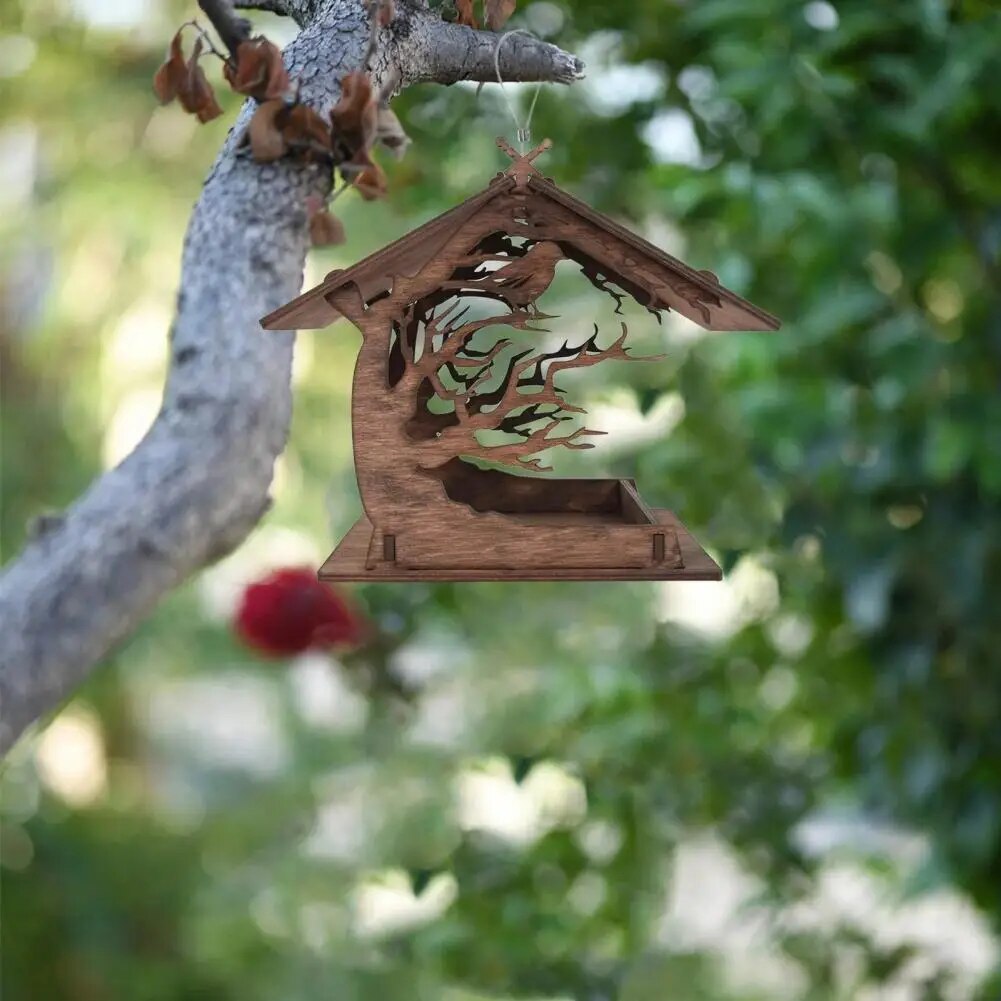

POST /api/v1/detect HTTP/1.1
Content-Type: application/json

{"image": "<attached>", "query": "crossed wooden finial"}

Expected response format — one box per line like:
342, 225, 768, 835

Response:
497, 136, 553, 188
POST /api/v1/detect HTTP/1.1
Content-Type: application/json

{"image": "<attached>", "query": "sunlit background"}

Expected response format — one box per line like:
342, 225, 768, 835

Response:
3, 1, 1001, 998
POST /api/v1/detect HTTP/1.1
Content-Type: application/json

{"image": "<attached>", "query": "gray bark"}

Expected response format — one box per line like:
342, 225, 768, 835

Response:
0, 0, 582, 753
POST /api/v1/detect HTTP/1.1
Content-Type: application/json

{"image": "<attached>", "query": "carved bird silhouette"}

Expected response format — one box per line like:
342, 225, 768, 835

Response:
485, 241, 563, 307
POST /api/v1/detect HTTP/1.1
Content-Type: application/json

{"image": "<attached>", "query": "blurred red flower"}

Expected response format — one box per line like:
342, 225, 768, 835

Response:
234, 567, 368, 658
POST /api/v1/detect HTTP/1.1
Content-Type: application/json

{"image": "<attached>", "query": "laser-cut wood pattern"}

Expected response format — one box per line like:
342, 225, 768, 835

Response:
262, 139, 781, 582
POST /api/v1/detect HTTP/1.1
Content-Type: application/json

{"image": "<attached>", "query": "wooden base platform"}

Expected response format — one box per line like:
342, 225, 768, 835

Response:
319, 510, 722, 583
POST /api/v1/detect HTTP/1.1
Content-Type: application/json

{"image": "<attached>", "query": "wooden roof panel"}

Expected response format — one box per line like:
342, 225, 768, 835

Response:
526, 177, 779, 332
261, 169, 779, 334
261, 178, 514, 330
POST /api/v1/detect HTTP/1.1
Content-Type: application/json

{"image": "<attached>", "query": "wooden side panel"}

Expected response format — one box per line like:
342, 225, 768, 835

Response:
437, 461, 623, 515
319, 510, 720, 582
619, 480, 657, 525
394, 522, 682, 571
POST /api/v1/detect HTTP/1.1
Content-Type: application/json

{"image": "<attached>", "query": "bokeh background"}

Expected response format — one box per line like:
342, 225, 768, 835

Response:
3, 1, 1001, 998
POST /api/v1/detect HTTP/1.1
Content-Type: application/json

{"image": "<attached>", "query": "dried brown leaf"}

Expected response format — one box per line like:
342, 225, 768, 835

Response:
330, 70, 377, 158
485, 0, 516, 30
153, 30, 186, 104
339, 147, 375, 181
455, 0, 479, 28
308, 205, 346, 247
248, 99, 288, 162
374, 106, 410, 160
178, 38, 223, 123
281, 103, 333, 157
354, 161, 388, 201
223, 36, 290, 101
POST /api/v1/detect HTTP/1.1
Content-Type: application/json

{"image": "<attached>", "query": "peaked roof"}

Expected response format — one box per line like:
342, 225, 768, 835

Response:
261, 157, 780, 333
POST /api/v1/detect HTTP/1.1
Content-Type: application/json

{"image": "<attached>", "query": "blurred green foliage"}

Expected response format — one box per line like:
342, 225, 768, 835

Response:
3, 1, 1001, 999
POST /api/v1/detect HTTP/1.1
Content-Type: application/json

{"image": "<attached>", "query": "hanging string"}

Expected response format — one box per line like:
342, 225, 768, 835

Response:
493, 29, 545, 153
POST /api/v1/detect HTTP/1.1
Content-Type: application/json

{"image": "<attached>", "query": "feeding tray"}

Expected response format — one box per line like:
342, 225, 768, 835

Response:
320, 468, 722, 581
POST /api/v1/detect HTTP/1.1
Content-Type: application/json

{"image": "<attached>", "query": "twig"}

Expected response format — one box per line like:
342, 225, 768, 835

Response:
328, 174, 360, 205
233, 0, 292, 14
379, 66, 402, 105
197, 0, 253, 58
178, 19, 232, 62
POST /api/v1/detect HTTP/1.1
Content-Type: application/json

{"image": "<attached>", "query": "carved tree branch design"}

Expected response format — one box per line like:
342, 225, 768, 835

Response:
389, 237, 655, 473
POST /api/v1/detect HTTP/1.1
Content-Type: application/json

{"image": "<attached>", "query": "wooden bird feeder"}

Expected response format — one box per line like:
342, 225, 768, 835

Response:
263, 139, 780, 582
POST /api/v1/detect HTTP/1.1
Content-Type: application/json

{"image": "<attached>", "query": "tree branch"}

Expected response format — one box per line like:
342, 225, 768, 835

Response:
232, 0, 292, 13
394, 9, 585, 86
0, 0, 584, 754
232, 0, 321, 25
197, 0, 253, 55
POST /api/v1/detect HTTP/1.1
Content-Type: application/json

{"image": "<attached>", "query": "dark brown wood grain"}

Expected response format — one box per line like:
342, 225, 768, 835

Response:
320, 510, 718, 582
263, 140, 779, 581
